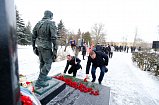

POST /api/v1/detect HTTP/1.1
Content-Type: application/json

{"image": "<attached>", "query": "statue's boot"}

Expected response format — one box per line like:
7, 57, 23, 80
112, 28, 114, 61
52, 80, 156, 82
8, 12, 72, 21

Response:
40, 63, 52, 81
35, 80, 49, 88
35, 72, 49, 88
44, 76, 52, 81
36, 61, 52, 87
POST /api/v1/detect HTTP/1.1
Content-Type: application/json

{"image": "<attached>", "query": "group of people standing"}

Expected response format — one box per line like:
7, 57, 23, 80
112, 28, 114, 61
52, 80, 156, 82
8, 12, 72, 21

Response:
95, 43, 114, 58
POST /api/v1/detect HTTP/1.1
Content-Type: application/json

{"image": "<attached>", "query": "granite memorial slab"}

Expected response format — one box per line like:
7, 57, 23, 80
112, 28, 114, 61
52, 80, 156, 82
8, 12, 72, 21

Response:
47, 75, 110, 105
33, 78, 66, 105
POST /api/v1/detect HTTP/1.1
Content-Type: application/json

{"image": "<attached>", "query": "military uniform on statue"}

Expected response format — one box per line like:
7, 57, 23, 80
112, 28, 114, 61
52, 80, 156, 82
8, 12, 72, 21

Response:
32, 10, 57, 88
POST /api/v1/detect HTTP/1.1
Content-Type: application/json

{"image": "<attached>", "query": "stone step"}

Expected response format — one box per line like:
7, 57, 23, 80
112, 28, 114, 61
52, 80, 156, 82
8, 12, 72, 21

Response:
47, 76, 110, 105
47, 86, 76, 105
33, 78, 66, 105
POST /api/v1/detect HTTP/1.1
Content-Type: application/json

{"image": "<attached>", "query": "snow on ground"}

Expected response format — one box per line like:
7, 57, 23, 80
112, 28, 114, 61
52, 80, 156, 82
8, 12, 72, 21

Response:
18, 45, 159, 105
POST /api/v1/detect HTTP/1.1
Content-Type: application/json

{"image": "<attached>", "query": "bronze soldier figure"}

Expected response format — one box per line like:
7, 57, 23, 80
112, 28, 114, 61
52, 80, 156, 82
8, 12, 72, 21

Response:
32, 10, 57, 88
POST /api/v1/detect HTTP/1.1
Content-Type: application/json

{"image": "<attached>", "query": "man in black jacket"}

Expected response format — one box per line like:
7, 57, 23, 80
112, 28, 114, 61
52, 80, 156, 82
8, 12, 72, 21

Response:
63, 55, 82, 77
85, 50, 109, 84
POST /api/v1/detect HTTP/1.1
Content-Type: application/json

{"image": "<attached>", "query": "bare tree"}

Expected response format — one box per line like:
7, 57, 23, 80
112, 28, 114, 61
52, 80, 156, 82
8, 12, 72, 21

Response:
91, 23, 106, 44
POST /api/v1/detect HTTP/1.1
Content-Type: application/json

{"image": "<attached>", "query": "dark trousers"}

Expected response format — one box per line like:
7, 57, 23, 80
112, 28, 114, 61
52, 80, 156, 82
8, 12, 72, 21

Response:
68, 64, 81, 77
82, 54, 85, 60
91, 65, 107, 82
82, 51, 86, 60
109, 52, 113, 58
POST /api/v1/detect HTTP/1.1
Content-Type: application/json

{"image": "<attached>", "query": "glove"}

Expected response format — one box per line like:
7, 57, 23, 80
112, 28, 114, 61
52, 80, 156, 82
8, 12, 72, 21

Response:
33, 47, 39, 56
32, 40, 36, 50
33, 46, 36, 50
52, 50, 57, 62
52, 54, 57, 62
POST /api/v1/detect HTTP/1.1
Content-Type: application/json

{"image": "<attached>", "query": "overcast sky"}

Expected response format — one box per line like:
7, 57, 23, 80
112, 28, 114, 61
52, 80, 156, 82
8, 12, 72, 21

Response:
15, 0, 159, 42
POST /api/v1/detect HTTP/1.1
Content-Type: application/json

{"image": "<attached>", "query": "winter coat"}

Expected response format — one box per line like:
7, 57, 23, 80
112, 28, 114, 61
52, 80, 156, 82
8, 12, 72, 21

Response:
82, 46, 86, 55
64, 56, 81, 73
86, 51, 109, 74
95, 45, 102, 51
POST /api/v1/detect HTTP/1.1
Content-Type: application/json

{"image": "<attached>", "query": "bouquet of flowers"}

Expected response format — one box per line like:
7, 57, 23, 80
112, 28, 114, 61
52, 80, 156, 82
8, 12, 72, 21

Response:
19, 74, 40, 105
20, 86, 41, 105
19, 74, 34, 92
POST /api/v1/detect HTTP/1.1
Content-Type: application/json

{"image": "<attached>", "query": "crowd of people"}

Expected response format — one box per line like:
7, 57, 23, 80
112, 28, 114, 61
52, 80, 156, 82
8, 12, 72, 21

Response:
62, 42, 142, 85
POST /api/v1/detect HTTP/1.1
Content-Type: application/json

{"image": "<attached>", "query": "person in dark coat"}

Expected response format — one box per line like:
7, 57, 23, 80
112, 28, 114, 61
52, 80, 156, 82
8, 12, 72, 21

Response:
85, 50, 109, 84
107, 44, 111, 58
82, 44, 86, 60
95, 43, 102, 51
63, 55, 82, 77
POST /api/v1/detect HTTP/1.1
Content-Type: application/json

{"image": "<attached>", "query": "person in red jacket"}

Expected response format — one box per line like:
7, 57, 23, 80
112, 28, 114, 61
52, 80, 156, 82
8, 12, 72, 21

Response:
85, 50, 109, 84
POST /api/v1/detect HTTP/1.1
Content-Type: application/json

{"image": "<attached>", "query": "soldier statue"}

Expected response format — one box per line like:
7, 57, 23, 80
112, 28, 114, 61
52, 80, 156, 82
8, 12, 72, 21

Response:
32, 10, 57, 88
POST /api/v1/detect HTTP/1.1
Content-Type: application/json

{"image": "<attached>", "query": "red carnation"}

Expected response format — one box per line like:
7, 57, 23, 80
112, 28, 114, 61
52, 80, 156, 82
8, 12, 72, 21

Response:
53, 75, 100, 96
84, 78, 88, 82
21, 95, 33, 105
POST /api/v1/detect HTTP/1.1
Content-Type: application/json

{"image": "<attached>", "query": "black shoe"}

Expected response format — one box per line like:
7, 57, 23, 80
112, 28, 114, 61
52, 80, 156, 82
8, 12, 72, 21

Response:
105, 68, 108, 73
91, 78, 95, 82
98, 80, 102, 84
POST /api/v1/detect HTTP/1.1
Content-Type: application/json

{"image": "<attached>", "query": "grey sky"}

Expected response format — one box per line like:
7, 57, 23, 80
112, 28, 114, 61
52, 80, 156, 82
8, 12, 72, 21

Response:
15, 0, 159, 42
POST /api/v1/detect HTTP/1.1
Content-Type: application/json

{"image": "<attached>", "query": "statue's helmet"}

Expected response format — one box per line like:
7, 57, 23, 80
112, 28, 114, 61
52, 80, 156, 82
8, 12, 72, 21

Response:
43, 10, 53, 19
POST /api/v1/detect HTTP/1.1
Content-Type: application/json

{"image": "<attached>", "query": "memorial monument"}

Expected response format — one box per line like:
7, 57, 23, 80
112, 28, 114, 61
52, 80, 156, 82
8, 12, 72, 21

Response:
0, 0, 21, 104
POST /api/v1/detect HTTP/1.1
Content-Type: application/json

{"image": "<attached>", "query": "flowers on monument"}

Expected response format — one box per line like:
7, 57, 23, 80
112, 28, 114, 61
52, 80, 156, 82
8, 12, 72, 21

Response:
20, 87, 33, 105
84, 78, 88, 82
19, 74, 34, 92
20, 81, 34, 92
53, 75, 100, 96
90, 90, 99, 96
19, 74, 27, 83
20, 86, 41, 105
26, 82, 34, 92
21, 93, 33, 105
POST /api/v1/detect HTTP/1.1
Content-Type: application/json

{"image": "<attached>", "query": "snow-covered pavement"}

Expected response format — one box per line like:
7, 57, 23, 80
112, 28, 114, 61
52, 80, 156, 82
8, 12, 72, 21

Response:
18, 46, 159, 105
105, 52, 159, 105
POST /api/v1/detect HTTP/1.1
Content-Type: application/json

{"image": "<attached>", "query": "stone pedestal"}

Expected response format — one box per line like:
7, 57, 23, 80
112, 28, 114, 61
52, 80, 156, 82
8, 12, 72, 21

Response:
47, 76, 110, 105
74, 83, 110, 105
33, 78, 66, 105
